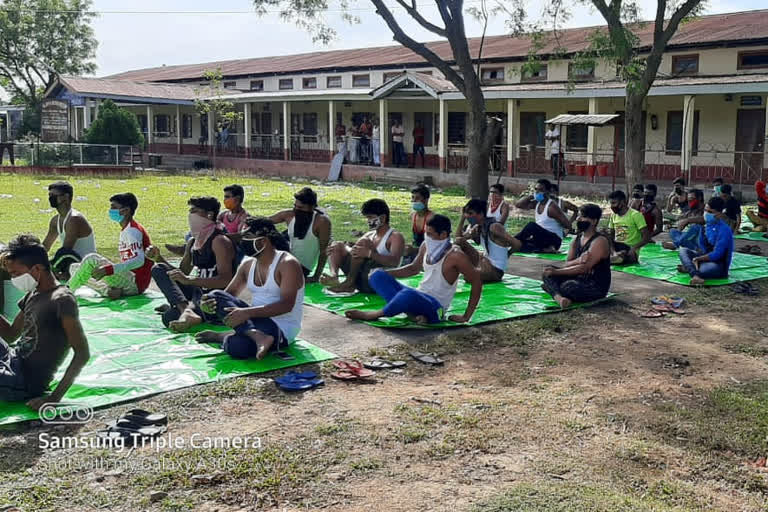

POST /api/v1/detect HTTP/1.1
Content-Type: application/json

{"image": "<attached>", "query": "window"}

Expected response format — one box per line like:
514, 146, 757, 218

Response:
137, 114, 147, 133
302, 113, 318, 142
447, 112, 466, 144
569, 63, 595, 80
223, 81, 237, 89
481, 67, 505, 82
738, 51, 768, 70
250, 80, 264, 91
519, 112, 546, 147
154, 115, 171, 135
182, 114, 193, 138
413, 112, 434, 146
279, 78, 293, 90
672, 54, 699, 75
383, 72, 404, 83
666, 110, 700, 155
327, 76, 342, 88
302, 77, 317, 89
352, 74, 370, 87
261, 112, 272, 134
521, 64, 548, 82
566, 111, 588, 149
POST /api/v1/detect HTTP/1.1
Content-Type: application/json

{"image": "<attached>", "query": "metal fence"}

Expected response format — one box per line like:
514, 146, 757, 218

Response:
10, 142, 139, 167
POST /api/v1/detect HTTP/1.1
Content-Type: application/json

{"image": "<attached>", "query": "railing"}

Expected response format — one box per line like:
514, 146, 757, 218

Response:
288, 135, 329, 163
447, 144, 506, 174
249, 134, 284, 160
337, 136, 376, 166
10, 142, 139, 167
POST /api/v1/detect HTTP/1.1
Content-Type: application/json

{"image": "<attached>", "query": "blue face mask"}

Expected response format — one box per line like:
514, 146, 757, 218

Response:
534, 192, 546, 202
467, 217, 477, 226
713, 186, 721, 195
412, 201, 426, 212
704, 212, 717, 224
109, 208, 125, 223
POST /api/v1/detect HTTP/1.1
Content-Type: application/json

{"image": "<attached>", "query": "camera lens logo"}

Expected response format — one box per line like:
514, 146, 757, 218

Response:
39, 402, 93, 424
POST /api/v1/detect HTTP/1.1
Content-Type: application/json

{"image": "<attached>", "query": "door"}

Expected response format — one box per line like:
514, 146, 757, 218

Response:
613, 111, 646, 177
388, 112, 403, 148
735, 109, 766, 181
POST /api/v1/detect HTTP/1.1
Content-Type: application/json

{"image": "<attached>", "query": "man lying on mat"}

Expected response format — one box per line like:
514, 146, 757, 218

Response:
608, 190, 651, 265
676, 196, 734, 286
455, 199, 520, 283
513, 179, 572, 254
321, 198, 405, 294
196, 218, 304, 360
542, 204, 611, 309
345, 214, 482, 325
67, 193, 154, 299
0, 235, 90, 409
149, 196, 237, 332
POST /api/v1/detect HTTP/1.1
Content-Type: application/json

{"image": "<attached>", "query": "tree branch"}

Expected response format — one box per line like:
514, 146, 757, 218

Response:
661, 0, 702, 44
393, 0, 446, 37
370, 0, 465, 92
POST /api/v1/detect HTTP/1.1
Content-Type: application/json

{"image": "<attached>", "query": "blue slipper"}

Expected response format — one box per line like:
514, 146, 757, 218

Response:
276, 378, 324, 392
274, 371, 317, 386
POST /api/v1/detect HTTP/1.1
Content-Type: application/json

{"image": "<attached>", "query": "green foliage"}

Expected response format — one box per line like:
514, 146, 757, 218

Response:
194, 69, 243, 132
83, 99, 144, 146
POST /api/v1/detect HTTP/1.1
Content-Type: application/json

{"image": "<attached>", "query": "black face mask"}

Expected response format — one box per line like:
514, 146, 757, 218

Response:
674, 187, 683, 194
292, 209, 314, 240
576, 220, 592, 233
644, 194, 655, 203
632, 193, 642, 199
48, 195, 59, 208
610, 205, 623, 215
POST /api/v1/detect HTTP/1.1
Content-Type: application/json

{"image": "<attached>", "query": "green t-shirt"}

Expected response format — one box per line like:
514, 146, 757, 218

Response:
609, 208, 647, 246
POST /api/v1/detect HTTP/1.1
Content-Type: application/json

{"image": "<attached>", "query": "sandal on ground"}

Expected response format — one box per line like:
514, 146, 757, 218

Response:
332, 360, 375, 379
640, 309, 665, 318
737, 245, 754, 254
732, 282, 759, 296
274, 372, 325, 391
750, 246, 763, 255
120, 408, 168, 427
363, 359, 407, 370
409, 352, 444, 366
652, 304, 686, 315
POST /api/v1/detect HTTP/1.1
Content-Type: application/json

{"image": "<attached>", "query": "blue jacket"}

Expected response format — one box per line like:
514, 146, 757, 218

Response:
697, 219, 733, 272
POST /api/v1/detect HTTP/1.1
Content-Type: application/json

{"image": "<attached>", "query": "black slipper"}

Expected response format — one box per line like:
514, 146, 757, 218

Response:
364, 359, 407, 370
409, 351, 444, 366
154, 304, 171, 314
98, 422, 166, 445
120, 408, 168, 427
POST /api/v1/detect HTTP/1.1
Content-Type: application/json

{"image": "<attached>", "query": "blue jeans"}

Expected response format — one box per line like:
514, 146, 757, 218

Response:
669, 224, 702, 250
0, 339, 30, 401
678, 248, 727, 279
368, 270, 443, 323
393, 142, 407, 166
208, 290, 288, 359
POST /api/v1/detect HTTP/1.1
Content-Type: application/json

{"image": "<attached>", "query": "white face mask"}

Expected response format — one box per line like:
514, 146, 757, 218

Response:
11, 272, 38, 293
188, 213, 214, 236
425, 235, 450, 262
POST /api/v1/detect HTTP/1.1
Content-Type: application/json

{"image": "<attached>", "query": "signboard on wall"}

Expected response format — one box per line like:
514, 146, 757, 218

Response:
41, 99, 70, 142
741, 95, 763, 107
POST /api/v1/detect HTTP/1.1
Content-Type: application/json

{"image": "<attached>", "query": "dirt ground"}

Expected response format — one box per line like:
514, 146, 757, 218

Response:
2, 253, 768, 511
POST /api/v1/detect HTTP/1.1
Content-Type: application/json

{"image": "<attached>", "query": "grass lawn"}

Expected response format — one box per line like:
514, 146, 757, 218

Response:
0, 172, 534, 260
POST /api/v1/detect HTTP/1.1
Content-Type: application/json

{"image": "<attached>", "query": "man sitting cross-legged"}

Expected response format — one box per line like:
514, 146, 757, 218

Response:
150, 196, 237, 332
345, 214, 482, 325
662, 189, 706, 251
195, 218, 304, 360
0, 235, 90, 409
322, 199, 405, 293
677, 196, 734, 286
608, 190, 651, 265
67, 193, 154, 299
268, 187, 332, 283
542, 204, 612, 309
638, 184, 664, 239
455, 199, 521, 283
513, 179, 572, 253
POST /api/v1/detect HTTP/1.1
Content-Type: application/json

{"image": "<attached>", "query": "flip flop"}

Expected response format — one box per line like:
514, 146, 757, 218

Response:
363, 359, 407, 370
98, 421, 167, 444
651, 296, 685, 308
276, 378, 324, 392
652, 304, 686, 315
274, 371, 318, 385
750, 246, 763, 255
409, 352, 444, 366
641, 309, 664, 318
332, 360, 375, 378
120, 408, 168, 427
737, 245, 754, 254
732, 282, 760, 296
331, 371, 361, 381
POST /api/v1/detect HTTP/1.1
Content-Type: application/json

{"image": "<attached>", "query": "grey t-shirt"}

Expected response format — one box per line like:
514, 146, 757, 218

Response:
17, 285, 79, 394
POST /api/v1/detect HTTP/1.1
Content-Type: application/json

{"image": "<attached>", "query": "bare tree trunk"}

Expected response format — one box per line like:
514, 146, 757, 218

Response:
623, 93, 645, 190
467, 109, 490, 198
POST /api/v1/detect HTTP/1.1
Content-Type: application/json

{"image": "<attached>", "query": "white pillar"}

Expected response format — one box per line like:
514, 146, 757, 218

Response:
207, 110, 214, 149
175, 105, 182, 153
506, 99, 517, 175
244, 102, 252, 154
587, 97, 599, 165
93, 99, 101, 121
328, 100, 337, 161
379, 99, 389, 167
282, 101, 290, 160
146, 105, 153, 148
84, 99, 92, 130
682, 95, 695, 179
438, 98, 447, 172
72, 106, 79, 140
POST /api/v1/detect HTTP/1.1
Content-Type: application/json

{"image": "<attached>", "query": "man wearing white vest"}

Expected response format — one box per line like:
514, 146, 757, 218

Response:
514, 179, 573, 254
42, 181, 96, 280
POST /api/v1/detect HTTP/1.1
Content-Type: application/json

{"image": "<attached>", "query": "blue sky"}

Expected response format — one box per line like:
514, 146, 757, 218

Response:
91, 0, 765, 77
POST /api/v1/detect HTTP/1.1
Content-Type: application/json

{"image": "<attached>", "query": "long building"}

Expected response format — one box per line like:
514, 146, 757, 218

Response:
42, 9, 768, 185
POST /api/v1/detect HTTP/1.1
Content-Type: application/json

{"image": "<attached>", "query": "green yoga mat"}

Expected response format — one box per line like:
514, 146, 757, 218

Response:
735, 217, 768, 240
303, 275, 613, 329
0, 292, 336, 426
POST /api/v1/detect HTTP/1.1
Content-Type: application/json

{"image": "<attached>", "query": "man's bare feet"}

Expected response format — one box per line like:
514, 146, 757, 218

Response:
662, 241, 676, 250
319, 273, 340, 286
329, 281, 356, 293
169, 309, 203, 333
195, 330, 228, 344
407, 314, 429, 324
677, 264, 688, 273
554, 294, 572, 309
165, 243, 186, 256
690, 275, 706, 286
345, 309, 381, 321
107, 287, 124, 300
244, 330, 275, 360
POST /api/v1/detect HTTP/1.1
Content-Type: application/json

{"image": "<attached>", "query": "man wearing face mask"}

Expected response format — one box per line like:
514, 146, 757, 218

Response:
665, 177, 689, 218
712, 177, 724, 198
195, 218, 304, 360
745, 179, 768, 233
629, 184, 645, 211
67, 193, 154, 299
0, 235, 90, 409
542, 204, 611, 308
268, 187, 331, 283
403, 183, 435, 263
41, 181, 96, 280
487, 183, 510, 226
662, 189, 706, 251
455, 198, 520, 283
149, 197, 237, 332
513, 179, 572, 254
345, 214, 482, 324
639, 184, 663, 238
607, 190, 651, 265
217, 184, 249, 235
677, 196, 734, 286
323, 199, 405, 294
